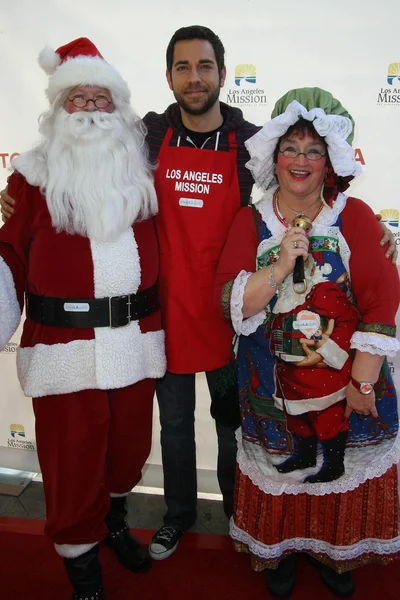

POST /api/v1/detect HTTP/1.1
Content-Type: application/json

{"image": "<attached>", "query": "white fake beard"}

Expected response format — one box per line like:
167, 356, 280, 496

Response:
42, 108, 157, 242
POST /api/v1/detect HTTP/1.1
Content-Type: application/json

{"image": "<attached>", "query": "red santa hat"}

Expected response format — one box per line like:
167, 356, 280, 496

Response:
38, 37, 130, 105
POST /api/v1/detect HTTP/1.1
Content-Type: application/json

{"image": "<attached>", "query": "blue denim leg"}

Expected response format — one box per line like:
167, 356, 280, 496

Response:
156, 372, 197, 531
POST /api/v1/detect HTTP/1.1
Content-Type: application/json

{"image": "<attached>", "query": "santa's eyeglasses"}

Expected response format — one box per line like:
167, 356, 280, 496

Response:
67, 95, 112, 109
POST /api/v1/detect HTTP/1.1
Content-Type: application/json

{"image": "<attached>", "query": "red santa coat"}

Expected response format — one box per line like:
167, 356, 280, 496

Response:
0, 173, 166, 398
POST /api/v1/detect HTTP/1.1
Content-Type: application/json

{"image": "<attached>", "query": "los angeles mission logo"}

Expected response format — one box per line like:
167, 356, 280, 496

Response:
166, 169, 223, 197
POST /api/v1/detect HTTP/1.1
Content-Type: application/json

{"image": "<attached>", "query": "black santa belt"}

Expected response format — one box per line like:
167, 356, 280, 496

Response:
26, 284, 159, 329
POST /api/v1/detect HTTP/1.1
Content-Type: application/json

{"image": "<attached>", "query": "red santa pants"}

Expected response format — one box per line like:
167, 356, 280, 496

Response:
32, 379, 154, 546
286, 400, 349, 441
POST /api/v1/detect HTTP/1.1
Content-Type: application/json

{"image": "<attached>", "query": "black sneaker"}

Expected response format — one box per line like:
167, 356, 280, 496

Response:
149, 525, 183, 560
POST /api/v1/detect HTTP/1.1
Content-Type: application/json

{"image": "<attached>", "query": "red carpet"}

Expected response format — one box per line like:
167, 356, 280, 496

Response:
0, 517, 399, 599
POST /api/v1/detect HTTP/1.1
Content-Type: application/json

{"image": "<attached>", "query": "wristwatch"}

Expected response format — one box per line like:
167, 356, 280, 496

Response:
351, 378, 375, 395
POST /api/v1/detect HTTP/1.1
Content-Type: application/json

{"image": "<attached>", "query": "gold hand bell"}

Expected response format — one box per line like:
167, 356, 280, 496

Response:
292, 214, 313, 233
292, 214, 313, 294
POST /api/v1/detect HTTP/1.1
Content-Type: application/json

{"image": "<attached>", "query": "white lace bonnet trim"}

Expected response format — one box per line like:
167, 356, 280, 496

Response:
245, 100, 362, 191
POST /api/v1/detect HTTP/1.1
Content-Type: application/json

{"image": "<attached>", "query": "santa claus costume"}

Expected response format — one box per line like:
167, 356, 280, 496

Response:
0, 38, 165, 600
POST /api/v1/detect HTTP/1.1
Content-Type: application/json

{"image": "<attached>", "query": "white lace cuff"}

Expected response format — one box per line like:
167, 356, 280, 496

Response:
350, 331, 400, 357
317, 338, 348, 370
231, 270, 266, 336
245, 100, 361, 192
0, 257, 21, 350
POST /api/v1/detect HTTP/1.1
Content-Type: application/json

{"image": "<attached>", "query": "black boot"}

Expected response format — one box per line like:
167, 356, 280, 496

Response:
275, 435, 317, 474
103, 496, 151, 573
304, 431, 348, 484
63, 545, 104, 600
265, 554, 298, 598
306, 555, 355, 596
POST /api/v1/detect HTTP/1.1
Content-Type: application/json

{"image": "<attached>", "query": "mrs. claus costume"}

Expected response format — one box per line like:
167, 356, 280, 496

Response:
215, 88, 400, 580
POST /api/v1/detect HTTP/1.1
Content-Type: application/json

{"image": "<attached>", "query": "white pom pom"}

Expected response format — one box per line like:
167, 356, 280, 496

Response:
38, 46, 61, 75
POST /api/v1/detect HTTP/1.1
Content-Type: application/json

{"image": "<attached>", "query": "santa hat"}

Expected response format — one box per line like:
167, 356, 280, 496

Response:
38, 37, 130, 105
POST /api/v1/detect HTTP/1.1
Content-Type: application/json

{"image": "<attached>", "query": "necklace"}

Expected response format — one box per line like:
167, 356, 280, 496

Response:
279, 194, 321, 217
273, 188, 324, 228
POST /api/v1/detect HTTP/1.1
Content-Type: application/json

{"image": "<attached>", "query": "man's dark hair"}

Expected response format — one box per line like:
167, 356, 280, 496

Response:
166, 25, 225, 73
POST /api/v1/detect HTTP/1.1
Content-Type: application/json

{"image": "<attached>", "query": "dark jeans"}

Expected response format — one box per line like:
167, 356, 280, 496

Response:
156, 369, 237, 531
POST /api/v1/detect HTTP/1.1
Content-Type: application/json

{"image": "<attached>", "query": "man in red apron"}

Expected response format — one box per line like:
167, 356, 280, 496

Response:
145, 26, 260, 560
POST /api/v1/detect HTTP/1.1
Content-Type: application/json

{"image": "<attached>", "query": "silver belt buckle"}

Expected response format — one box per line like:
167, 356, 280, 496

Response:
109, 296, 115, 328
108, 295, 132, 328
126, 296, 131, 325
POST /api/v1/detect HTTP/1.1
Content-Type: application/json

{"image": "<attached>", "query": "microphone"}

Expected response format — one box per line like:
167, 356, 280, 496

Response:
292, 214, 313, 294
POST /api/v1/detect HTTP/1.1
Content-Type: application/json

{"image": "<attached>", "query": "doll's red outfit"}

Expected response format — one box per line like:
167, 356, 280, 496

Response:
271, 280, 359, 440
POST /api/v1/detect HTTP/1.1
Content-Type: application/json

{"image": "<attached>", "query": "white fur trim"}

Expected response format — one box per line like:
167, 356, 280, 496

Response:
17, 228, 166, 397
11, 148, 48, 188
274, 386, 347, 415
317, 338, 349, 370
90, 229, 164, 388
18, 339, 95, 396
90, 229, 141, 297
38, 46, 62, 75
55, 541, 97, 558
95, 325, 165, 390
46, 55, 130, 104
0, 257, 21, 350
230, 520, 400, 562
17, 329, 165, 397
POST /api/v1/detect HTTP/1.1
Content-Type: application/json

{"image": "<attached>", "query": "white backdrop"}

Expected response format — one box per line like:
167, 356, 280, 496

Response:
0, 0, 399, 490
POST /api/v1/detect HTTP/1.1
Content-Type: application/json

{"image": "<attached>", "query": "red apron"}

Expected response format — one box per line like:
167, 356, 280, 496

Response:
154, 128, 241, 373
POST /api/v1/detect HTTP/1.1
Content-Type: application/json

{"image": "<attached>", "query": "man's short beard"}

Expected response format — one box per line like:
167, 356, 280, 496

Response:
35, 104, 157, 242
173, 85, 221, 116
